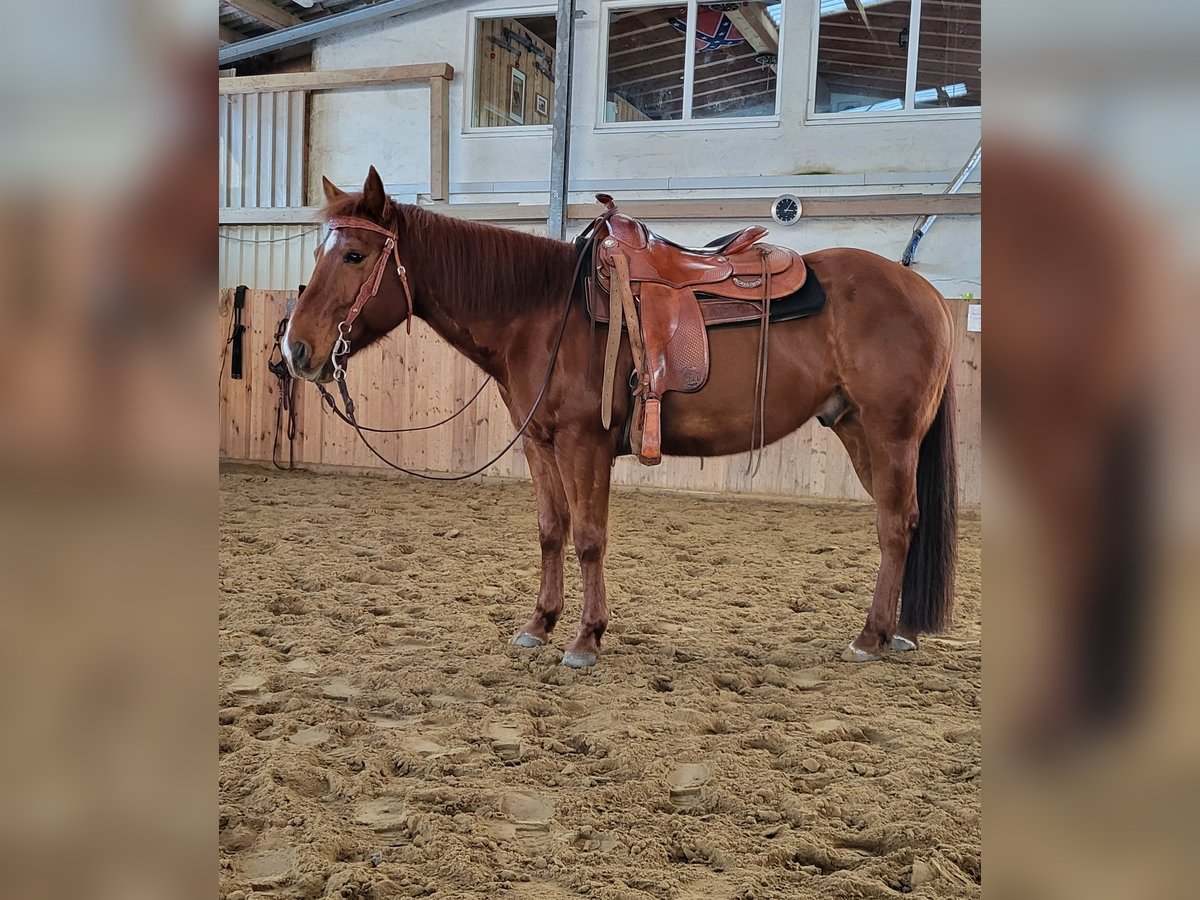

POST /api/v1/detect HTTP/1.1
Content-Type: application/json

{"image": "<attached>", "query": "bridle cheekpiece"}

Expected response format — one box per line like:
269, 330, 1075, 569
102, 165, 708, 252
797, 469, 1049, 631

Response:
325, 214, 414, 381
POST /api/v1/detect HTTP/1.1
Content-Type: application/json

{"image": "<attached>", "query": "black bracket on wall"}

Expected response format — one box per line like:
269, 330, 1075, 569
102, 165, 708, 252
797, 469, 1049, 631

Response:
534, 60, 554, 82
488, 34, 521, 62
503, 27, 553, 63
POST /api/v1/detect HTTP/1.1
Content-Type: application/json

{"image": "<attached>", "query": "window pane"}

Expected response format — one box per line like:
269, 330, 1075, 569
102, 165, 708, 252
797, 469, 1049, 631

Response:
915, 1, 981, 109
691, 2, 781, 120
471, 15, 557, 128
814, 0, 913, 114
605, 6, 687, 122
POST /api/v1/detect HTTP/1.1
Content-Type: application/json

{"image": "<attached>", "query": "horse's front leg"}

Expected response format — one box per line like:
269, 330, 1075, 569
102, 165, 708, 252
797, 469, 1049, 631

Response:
553, 433, 614, 668
513, 435, 570, 648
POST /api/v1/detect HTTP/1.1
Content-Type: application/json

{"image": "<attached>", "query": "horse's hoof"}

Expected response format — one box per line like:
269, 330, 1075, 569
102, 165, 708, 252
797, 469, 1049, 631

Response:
561, 650, 597, 669
512, 632, 545, 649
890, 634, 918, 652
841, 642, 882, 663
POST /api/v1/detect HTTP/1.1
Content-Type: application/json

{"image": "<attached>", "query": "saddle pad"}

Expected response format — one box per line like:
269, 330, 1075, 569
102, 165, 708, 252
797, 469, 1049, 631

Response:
585, 267, 826, 329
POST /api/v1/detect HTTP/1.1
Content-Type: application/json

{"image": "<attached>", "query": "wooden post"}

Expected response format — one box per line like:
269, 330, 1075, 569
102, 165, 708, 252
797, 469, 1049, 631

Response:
429, 75, 450, 202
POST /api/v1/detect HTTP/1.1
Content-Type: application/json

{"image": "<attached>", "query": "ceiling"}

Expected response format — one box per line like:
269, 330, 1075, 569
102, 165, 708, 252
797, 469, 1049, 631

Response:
219, 1, 387, 45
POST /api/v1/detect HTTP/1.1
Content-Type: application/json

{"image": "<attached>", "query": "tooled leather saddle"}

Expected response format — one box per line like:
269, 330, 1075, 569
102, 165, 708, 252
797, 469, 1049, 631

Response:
581, 194, 823, 465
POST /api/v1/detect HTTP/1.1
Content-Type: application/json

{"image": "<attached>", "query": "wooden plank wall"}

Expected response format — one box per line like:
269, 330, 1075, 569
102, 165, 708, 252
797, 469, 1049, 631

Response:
473, 18, 555, 127
218, 290, 981, 505
608, 93, 652, 123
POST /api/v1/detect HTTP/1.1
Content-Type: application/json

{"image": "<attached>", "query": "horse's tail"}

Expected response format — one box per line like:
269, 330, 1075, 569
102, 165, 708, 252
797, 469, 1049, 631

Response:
900, 375, 958, 634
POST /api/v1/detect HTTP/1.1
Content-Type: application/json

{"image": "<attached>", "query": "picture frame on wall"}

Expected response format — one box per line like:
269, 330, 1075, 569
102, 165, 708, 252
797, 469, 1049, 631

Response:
509, 67, 526, 124
535, 93, 549, 117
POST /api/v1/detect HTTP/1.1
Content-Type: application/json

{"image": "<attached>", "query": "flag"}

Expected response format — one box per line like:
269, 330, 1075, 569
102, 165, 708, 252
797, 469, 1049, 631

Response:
668, 8, 747, 52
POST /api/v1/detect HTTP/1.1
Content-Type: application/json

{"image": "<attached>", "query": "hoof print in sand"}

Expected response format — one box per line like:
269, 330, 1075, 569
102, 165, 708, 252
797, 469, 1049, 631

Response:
667, 762, 711, 808
235, 846, 298, 890
487, 722, 523, 761
321, 678, 361, 701
355, 797, 408, 833
228, 674, 266, 697
288, 726, 330, 747
494, 791, 554, 845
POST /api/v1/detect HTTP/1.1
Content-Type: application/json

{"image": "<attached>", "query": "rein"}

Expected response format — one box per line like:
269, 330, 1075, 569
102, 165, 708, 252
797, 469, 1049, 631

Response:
308, 208, 613, 481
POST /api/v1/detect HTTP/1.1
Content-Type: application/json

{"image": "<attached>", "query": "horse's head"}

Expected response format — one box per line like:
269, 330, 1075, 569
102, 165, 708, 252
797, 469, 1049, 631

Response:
283, 166, 413, 382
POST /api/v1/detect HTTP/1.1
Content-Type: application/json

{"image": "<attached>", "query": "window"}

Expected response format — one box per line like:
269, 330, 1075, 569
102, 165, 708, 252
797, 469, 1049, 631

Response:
602, 2, 783, 125
812, 0, 980, 116
470, 12, 557, 128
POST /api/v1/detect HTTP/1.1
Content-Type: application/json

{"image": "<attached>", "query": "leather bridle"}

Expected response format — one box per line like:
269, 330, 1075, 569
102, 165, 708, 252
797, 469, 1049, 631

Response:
324, 215, 414, 381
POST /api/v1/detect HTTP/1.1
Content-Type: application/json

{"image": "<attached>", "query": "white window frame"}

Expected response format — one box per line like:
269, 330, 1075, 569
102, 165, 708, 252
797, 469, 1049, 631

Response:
462, 5, 557, 138
596, 0, 784, 132
806, 0, 981, 124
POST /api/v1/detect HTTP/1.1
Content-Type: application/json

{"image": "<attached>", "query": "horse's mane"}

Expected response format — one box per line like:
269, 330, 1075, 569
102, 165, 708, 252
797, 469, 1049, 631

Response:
321, 195, 579, 317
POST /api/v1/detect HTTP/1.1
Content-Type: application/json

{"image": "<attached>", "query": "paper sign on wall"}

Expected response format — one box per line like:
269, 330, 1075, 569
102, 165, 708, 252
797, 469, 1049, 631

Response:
967, 303, 981, 333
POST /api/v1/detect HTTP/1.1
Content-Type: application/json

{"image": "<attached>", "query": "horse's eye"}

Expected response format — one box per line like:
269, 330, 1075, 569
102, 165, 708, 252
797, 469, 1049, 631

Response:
343, 251, 365, 264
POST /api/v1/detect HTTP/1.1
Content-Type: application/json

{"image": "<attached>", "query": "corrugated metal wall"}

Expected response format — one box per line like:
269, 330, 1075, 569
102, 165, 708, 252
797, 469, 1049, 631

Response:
219, 225, 322, 291
219, 90, 312, 290
219, 90, 307, 208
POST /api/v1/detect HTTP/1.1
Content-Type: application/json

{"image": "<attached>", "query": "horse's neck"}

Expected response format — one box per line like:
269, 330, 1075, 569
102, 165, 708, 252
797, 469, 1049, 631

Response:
415, 299, 508, 381
398, 208, 574, 386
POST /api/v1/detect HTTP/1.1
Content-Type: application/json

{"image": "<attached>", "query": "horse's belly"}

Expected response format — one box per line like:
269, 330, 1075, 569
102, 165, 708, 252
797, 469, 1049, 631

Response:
658, 321, 835, 458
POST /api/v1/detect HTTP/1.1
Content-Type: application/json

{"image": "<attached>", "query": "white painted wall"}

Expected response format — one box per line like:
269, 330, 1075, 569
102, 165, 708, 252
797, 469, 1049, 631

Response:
310, 0, 982, 197
221, 1, 979, 294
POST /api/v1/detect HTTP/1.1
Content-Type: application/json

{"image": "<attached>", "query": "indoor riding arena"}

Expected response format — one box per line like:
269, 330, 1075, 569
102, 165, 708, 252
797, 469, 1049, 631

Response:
219, 2, 982, 898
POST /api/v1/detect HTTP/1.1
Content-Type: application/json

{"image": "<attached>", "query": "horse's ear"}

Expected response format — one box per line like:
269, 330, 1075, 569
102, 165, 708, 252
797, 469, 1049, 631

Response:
321, 176, 345, 204
362, 166, 390, 222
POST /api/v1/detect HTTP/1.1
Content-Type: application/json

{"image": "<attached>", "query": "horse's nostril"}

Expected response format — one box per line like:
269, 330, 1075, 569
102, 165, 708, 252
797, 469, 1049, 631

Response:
292, 340, 310, 369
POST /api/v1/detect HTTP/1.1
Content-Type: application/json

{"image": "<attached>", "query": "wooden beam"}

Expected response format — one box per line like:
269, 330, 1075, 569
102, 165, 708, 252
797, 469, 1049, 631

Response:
428, 75, 449, 202
225, 0, 302, 32
725, 4, 779, 56
220, 24, 247, 46
218, 64, 454, 94
219, 194, 980, 226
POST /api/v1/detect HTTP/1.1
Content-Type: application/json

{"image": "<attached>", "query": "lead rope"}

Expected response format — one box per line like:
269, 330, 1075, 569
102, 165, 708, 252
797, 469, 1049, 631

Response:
268, 315, 297, 470
315, 218, 608, 481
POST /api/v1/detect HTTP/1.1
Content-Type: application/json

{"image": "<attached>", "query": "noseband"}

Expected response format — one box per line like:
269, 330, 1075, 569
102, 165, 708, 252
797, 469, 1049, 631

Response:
325, 215, 415, 381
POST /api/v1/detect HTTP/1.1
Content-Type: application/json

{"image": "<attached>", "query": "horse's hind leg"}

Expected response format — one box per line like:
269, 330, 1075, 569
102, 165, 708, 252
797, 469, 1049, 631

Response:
833, 412, 873, 498
834, 415, 917, 652
843, 437, 920, 662
513, 436, 570, 648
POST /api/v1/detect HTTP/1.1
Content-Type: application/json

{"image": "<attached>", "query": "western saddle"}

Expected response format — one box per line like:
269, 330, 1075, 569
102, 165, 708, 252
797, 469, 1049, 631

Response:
583, 194, 809, 466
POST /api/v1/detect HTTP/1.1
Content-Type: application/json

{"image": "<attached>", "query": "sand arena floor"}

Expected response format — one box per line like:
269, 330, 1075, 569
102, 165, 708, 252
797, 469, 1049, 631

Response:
219, 468, 981, 899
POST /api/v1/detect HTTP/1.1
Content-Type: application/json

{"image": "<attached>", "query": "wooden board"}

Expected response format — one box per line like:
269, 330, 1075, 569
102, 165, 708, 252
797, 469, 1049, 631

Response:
219, 292, 981, 504
219, 65, 454, 95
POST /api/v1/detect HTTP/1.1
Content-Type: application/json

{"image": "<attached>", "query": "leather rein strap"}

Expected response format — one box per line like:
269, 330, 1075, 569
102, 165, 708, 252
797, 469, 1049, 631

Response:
746, 248, 772, 477
313, 208, 615, 481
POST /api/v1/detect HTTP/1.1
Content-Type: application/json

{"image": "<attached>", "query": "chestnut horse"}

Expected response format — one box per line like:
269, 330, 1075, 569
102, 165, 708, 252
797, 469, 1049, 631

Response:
285, 168, 957, 668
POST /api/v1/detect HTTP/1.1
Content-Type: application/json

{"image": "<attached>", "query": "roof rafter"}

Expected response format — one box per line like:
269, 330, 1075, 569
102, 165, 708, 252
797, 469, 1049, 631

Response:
225, 0, 302, 32
220, 24, 247, 46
